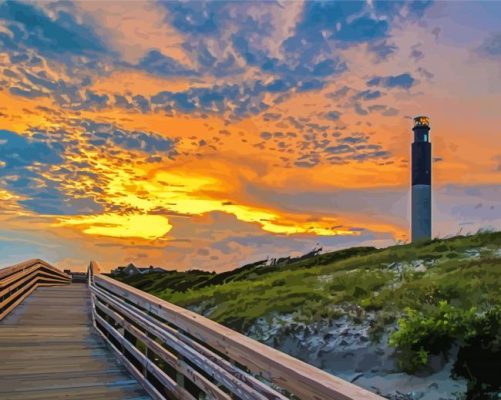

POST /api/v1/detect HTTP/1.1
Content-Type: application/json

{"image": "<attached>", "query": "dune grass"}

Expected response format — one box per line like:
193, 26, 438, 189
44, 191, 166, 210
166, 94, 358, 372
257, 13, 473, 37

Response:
115, 231, 501, 395
116, 231, 501, 334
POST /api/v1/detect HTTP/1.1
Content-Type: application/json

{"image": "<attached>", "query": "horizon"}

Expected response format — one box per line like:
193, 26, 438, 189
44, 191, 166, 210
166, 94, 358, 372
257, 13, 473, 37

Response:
1, 1, 501, 273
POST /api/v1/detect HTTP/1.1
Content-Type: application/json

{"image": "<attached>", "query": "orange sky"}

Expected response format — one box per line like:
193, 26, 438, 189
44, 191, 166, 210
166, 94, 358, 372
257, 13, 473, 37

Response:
0, 1, 500, 272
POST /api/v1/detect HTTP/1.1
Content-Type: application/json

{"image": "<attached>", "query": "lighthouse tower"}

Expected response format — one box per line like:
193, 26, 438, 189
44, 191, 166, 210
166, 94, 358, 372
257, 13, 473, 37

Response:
411, 116, 432, 242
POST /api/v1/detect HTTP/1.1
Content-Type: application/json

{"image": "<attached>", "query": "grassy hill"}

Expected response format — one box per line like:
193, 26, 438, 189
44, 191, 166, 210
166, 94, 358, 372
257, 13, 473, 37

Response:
113, 231, 501, 398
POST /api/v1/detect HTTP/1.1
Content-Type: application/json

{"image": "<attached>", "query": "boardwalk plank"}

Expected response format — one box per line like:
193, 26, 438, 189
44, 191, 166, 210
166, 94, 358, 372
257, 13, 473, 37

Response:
0, 284, 151, 400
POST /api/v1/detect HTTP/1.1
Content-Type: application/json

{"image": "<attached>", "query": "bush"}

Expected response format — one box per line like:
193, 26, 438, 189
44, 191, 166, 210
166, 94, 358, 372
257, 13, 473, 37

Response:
389, 301, 489, 372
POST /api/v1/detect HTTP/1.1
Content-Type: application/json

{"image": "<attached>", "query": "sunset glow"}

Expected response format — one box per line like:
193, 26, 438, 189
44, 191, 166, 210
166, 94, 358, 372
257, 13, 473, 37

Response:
1, 1, 500, 271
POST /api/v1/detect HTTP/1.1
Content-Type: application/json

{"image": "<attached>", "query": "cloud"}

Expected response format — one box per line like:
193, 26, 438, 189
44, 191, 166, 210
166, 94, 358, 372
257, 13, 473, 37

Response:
0, 129, 102, 215
324, 110, 341, 121
290, 127, 392, 168
325, 144, 353, 154
367, 40, 398, 62
8, 0, 500, 274
0, 0, 419, 120
80, 120, 177, 157
0, 129, 63, 168
367, 104, 399, 116
150, 81, 270, 117
353, 90, 382, 101
410, 46, 424, 62
334, 16, 389, 43
2, 0, 431, 123
0, 1, 108, 59
143, 0, 416, 118
161, 1, 224, 35
0, 118, 179, 216
417, 67, 434, 80
326, 86, 351, 100
260, 131, 272, 140
354, 102, 369, 115
476, 33, 501, 59
4, 66, 112, 112
407, 0, 434, 18
367, 73, 416, 89
9, 86, 47, 99
136, 49, 196, 77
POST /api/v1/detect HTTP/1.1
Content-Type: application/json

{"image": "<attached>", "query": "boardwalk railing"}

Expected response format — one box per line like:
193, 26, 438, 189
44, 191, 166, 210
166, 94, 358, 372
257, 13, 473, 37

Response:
88, 261, 383, 400
0, 259, 70, 320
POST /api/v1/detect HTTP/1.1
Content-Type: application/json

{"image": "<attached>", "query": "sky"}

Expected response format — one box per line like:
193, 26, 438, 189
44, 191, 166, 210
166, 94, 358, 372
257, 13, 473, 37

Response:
0, 0, 500, 272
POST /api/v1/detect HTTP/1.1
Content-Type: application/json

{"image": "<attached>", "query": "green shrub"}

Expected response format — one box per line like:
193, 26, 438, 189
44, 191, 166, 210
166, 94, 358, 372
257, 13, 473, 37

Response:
389, 301, 500, 372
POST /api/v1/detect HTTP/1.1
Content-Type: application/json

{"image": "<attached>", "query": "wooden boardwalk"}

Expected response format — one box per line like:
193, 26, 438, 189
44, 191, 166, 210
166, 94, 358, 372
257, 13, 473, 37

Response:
0, 284, 151, 400
0, 259, 383, 400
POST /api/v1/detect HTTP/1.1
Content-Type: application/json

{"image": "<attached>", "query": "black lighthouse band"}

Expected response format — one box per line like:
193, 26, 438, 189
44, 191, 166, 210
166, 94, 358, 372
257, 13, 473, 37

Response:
411, 116, 432, 242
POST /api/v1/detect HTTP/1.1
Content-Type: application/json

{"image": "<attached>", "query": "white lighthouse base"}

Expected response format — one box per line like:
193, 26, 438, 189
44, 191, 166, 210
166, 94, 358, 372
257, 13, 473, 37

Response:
412, 184, 432, 242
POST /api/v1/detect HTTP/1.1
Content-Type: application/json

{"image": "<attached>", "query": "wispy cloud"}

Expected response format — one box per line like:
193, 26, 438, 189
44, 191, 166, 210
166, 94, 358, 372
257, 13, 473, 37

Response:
0, 0, 500, 271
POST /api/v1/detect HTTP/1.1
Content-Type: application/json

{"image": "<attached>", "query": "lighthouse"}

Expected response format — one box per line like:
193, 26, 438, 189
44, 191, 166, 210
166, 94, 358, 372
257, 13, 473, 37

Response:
411, 116, 432, 242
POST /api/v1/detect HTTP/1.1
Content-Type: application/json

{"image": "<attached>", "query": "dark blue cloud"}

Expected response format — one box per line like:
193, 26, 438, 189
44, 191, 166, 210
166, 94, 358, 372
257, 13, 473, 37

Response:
373, 0, 406, 17
0, 120, 179, 215
81, 90, 109, 110
367, 40, 398, 62
8, 52, 43, 66
1, 0, 430, 120
408, 1, 433, 18
367, 73, 416, 89
354, 102, 369, 116
150, 81, 269, 118
353, 89, 382, 100
138, 1, 431, 118
145, 2, 368, 117
373, 1, 433, 20
24, 70, 58, 91
0, 1, 107, 58
3, 66, 114, 112
0, 130, 63, 168
339, 135, 368, 144
9, 86, 47, 99
266, 79, 291, 93
0, 129, 102, 215
80, 120, 177, 156
325, 144, 353, 154
326, 86, 350, 100
161, 1, 224, 35
132, 95, 151, 113
20, 190, 102, 215
136, 50, 197, 77
295, 1, 366, 39
114, 94, 133, 109
325, 111, 341, 121
334, 16, 389, 43
287, 0, 400, 62
297, 79, 326, 92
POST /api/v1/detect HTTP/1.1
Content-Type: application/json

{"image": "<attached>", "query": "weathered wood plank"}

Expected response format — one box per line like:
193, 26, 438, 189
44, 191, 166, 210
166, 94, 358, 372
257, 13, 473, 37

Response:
0, 284, 151, 400
0, 383, 151, 400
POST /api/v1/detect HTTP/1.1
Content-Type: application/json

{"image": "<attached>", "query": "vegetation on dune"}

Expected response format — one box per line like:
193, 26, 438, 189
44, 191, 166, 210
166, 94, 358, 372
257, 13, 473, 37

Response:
113, 231, 501, 396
